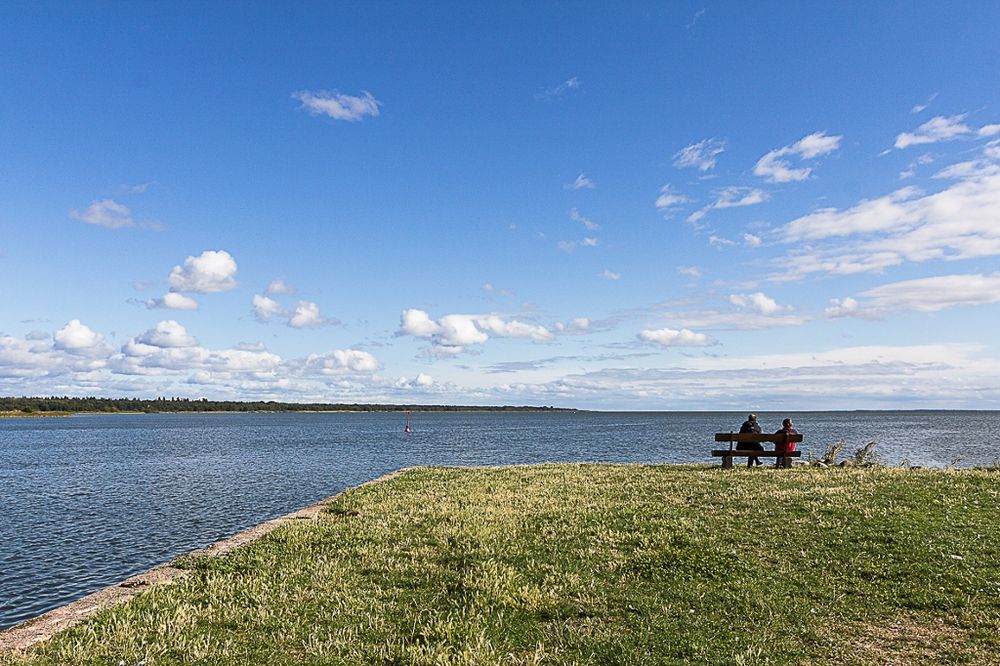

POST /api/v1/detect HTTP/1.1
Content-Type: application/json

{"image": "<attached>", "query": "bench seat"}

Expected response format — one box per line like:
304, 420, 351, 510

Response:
710, 450, 803, 458
712, 432, 803, 468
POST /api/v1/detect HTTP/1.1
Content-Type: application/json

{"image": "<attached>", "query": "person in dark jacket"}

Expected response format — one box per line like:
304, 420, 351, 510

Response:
736, 413, 764, 467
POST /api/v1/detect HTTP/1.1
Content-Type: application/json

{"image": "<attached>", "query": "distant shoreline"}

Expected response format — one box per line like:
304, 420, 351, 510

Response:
0, 410, 574, 418
3, 404, 999, 419
0, 398, 577, 418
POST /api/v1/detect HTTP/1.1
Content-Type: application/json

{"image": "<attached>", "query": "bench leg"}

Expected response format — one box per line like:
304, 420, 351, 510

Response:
722, 455, 733, 469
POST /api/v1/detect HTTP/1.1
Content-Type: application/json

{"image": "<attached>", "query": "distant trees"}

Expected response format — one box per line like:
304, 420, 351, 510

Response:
0, 396, 568, 414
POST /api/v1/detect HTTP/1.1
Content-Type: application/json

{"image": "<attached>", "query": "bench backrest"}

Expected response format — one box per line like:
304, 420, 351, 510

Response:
714, 432, 803, 444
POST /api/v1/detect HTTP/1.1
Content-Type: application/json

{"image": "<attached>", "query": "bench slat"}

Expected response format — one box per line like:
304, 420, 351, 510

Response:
714, 433, 803, 444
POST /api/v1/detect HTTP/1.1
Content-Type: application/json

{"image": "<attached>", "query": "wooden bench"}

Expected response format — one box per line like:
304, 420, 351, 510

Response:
712, 432, 803, 468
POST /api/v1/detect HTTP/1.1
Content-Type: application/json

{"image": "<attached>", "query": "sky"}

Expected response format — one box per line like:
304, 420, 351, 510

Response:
2, 2, 1000, 410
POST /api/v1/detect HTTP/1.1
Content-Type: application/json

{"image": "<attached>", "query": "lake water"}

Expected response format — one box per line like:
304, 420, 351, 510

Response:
1, 410, 998, 630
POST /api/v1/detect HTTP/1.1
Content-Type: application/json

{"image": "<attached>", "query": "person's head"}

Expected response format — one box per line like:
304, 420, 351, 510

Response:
748, 413, 757, 422
783, 418, 793, 428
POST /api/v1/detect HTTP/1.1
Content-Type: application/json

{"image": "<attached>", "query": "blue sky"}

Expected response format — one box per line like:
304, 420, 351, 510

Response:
2, 2, 1000, 409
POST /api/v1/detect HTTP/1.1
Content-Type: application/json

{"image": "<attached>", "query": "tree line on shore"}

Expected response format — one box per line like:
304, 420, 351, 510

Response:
0, 396, 569, 414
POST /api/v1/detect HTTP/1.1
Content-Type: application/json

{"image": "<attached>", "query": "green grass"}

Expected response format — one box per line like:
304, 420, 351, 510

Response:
5, 464, 1000, 665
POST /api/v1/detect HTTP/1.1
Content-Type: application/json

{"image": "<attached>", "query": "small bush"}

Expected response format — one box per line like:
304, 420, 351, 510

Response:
818, 440, 844, 466
850, 439, 879, 466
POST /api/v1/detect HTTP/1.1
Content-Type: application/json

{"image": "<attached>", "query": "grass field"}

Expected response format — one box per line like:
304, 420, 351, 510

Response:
4, 464, 1000, 665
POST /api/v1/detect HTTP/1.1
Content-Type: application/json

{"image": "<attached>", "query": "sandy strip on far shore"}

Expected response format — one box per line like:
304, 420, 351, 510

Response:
0, 468, 411, 655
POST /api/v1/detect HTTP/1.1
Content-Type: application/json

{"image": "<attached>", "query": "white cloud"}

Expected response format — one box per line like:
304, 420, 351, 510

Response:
775, 170, 1000, 279
399, 311, 486, 350
652, 304, 806, 330
168, 250, 238, 293
978, 124, 1000, 138
135, 320, 198, 348
686, 187, 768, 223
252, 294, 285, 322
477, 315, 552, 341
553, 318, 590, 333
932, 160, 999, 180
266, 279, 296, 295
709, 235, 735, 248
292, 90, 381, 121
713, 187, 769, 209
146, 293, 199, 310
70, 199, 134, 228
288, 301, 325, 328
911, 92, 938, 114
743, 233, 762, 247
564, 174, 595, 190
599, 269, 621, 281
53, 320, 105, 351
394, 372, 436, 390
754, 131, 842, 182
686, 8, 707, 30
655, 184, 689, 212
729, 292, 786, 315
113, 334, 281, 379
123, 182, 155, 194
824, 297, 868, 319
678, 266, 702, 278
301, 349, 380, 374
1, 334, 107, 381
793, 132, 844, 159
515, 343, 1000, 410
860, 273, 1000, 313
558, 237, 598, 252
481, 282, 513, 297
899, 153, 934, 180
673, 138, 726, 171
569, 208, 600, 230
536, 77, 581, 100
823, 274, 1000, 320
754, 148, 823, 182
436, 315, 489, 348
895, 114, 972, 149
2, 319, 398, 399
398, 309, 552, 353
781, 186, 923, 242
209, 348, 283, 374
400, 308, 441, 338
638, 327, 717, 347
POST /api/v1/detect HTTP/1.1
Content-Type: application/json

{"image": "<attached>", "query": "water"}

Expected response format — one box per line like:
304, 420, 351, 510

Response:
1, 410, 997, 629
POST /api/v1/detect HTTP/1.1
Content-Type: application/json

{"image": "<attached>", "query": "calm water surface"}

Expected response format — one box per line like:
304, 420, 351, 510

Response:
1, 410, 998, 629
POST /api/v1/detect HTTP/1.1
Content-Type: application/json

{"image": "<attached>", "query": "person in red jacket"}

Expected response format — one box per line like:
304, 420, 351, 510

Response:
775, 417, 798, 467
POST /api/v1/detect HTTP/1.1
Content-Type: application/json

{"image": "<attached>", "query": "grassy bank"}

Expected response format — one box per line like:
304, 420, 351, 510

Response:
5, 464, 1000, 665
